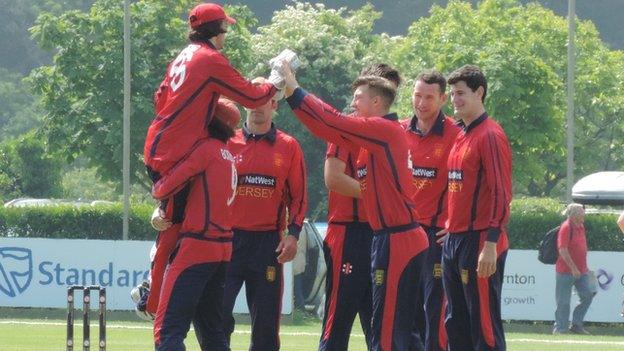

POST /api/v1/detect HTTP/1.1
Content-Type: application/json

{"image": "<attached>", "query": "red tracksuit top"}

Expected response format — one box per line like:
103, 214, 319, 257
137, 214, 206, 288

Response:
287, 88, 417, 232
144, 41, 277, 173
325, 142, 368, 224
228, 124, 307, 238
151, 138, 236, 239
402, 113, 460, 228
446, 113, 512, 242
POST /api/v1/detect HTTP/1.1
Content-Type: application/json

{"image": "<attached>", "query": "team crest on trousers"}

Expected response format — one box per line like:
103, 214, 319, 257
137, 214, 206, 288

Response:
341, 262, 353, 275
374, 269, 385, 286
461, 269, 469, 284
266, 266, 276, 282
433, 263, 443, 278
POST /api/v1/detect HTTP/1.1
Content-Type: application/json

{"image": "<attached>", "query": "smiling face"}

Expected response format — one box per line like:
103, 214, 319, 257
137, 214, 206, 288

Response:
350, 85, 378, 118
412, 80, 447, 122
450, 80, 484, 121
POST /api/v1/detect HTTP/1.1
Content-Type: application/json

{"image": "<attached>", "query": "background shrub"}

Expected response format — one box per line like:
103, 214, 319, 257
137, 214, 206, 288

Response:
0, 198, 621, 251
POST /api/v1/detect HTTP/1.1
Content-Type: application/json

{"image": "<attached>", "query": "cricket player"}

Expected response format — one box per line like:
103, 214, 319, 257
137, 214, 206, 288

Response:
442, 65, 512, 351
280, 63, 429, 351
222, 78, 307, 350
402, 69, 459, 351
140, 2, 279, 317
319, 63, 402, 351
151, 102, 241, 351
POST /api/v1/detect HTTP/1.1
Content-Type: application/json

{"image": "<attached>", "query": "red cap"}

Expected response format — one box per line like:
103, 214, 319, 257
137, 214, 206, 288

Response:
214, 97, 241, 128
189, 3, 236, 29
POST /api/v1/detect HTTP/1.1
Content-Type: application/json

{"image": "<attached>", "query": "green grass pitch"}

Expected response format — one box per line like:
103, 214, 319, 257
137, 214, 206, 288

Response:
1, 312, 623, 350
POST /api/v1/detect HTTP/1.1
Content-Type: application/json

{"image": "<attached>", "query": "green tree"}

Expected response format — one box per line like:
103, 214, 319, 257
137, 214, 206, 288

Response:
0, 0, 94, 75
0, 68, 42, 139
386, 0, 624, 196
249, 2, 383, 217
28, 0, 256, 191
0, 132, 62, 201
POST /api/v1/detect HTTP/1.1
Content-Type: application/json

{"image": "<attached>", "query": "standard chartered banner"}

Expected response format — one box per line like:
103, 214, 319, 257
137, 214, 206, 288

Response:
502, 250, 624, 323
0, 237, 292, 313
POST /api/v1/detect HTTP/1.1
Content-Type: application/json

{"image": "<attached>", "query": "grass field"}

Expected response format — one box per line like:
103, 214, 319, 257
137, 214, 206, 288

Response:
1, 310, 623, 351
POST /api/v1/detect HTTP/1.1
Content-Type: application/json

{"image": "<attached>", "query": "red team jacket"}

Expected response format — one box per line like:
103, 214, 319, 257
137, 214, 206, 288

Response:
151, 138, 237, 240
287, 88, 418, 232
402, 113, 460, 228
446, 113, 512, 243
325, 142, 368, 224
228, 125, 307, 237
144, 41, 277, 173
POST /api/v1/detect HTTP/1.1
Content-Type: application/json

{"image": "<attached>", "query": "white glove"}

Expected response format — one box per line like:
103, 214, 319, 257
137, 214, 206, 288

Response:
268, 68, 285, 90
269, 49, 301, 72
151, 207, 172, 231
268, 49, 301, 91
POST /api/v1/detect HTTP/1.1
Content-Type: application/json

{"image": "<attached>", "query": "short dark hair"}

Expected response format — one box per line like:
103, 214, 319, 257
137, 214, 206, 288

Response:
207, 116, 235, 142
415, 69, 446, 94
351, 76, 397, 108
447, 65, 487, 102
360, 63, 402, 88
188, 19, 226, 43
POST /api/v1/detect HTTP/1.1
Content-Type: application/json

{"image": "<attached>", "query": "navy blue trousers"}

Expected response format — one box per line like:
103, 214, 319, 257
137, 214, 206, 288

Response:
442, 231, 507, 351
223, 230, 283, 350
319, 222, 373, 351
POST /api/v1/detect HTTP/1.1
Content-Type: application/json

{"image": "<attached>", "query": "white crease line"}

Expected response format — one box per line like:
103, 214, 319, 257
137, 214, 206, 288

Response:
1, 321, 623, 345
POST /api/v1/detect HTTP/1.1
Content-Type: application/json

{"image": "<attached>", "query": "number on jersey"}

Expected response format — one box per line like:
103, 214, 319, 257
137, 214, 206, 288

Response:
169, 44, 200, 92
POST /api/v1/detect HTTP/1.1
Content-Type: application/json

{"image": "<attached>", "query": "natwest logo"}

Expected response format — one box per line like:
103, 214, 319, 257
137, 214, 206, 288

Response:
448, 169, 463, 181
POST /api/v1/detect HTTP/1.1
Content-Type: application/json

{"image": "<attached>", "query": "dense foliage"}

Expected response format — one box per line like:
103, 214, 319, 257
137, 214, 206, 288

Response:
1, 198, 621, 252
0, 0, 621, 217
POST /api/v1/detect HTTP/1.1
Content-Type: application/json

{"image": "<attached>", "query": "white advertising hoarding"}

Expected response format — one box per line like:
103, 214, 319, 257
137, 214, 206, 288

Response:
502, 249, 624, 323
0, 238, 292, 314
1, 237, 621, 322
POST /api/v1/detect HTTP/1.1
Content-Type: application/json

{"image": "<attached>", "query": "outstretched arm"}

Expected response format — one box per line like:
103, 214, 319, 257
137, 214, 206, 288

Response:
282, 64, 396, 154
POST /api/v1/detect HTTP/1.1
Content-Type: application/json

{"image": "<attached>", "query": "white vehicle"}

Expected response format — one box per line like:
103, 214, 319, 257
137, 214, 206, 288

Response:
3, 198, 56, 208
572, 171, 624, 206
4, 198, 112, 208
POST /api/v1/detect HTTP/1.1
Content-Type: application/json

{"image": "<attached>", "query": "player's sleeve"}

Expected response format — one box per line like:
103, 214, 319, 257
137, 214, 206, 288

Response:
557, 221, 571, 249
152, 142, 211, 200
287, 88, 396, 153
284, 140, 308, 239
210, 54, 277, 108
480, 130, 513, 242
326, 142, 355, 163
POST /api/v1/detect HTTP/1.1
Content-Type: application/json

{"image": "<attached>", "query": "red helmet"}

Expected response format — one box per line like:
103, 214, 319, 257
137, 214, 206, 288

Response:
214, 97, 240, 128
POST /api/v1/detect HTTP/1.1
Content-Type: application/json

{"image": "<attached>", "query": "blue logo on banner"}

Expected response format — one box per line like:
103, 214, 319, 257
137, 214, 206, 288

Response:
0, 247, 33, 297
596, 268, 613, 290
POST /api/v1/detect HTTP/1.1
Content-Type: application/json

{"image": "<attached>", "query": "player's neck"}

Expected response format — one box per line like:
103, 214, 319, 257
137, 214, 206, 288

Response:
461, 107, 486, 127
370, 107, 389, 118
246, 120, 272, 135
416, 112, 439, 134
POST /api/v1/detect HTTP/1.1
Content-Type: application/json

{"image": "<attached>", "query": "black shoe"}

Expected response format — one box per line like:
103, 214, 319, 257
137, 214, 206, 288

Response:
569, 324, 591, 335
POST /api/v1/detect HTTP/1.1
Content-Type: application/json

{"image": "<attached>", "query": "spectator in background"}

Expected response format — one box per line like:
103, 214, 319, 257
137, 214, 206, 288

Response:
553, 203, 594, 335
